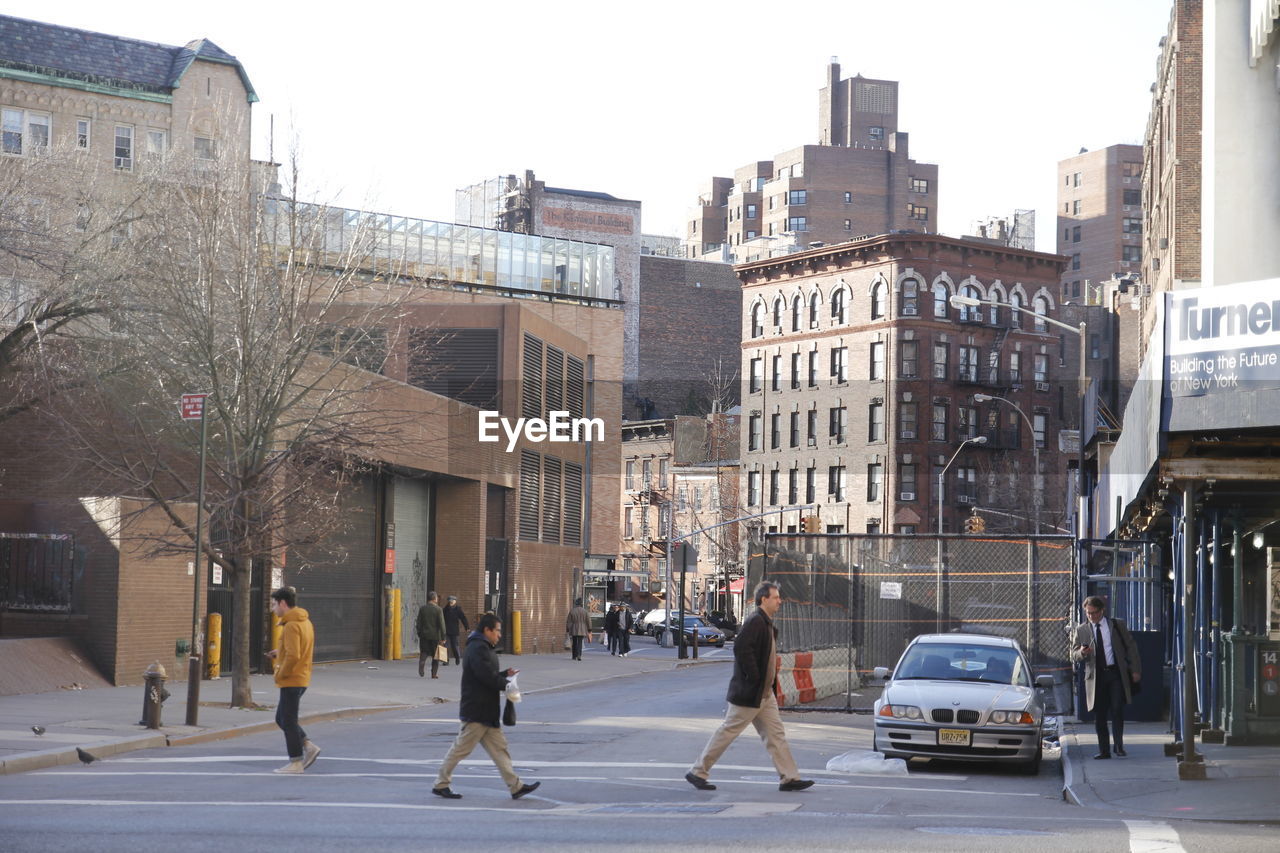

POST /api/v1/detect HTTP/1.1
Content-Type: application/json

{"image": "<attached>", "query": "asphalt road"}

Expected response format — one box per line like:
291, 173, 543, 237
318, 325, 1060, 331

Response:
0, 663, 1273, 852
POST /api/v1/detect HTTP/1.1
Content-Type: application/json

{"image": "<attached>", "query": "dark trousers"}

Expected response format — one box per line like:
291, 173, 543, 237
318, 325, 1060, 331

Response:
607, 628, 619, 654
571, 635, 584, 659
446, 633, 462, 664
419, 644, 440, 677
1094, 667, 1126, 753
619, 628, 631, 655
276, 686, 308, 759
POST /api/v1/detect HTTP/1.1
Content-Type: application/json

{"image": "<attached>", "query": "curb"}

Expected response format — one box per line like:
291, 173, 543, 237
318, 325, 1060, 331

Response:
166, 704, 413, 747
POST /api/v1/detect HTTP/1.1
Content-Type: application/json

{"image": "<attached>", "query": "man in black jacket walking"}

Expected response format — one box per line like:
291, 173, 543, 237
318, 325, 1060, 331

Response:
441, 595, 469, 666
685, 581, 813, 792
431, 613, 540, 801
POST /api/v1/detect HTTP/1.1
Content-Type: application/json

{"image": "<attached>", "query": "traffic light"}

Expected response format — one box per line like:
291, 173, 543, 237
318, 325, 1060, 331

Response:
802, 516, 821, 534
964, 513, 986, 534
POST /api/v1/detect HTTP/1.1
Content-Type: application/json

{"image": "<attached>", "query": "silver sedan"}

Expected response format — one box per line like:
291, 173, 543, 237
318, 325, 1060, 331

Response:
872, 633, 1053, 774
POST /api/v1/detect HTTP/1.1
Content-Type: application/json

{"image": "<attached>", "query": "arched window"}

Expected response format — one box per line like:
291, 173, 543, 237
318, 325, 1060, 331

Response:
1033, 296, 1049, 333
1010, 293, 1025, 328
901, 279, 919, 316
933, 283, 949, 319
750, 303, 764, 338
988, 296, 1000, 325
772, 297, 783, 328
958, 284, 981, 322
809, 293, 820, 328
870, 282, 886, 320
831, 288, 846, 324
791, 295, 802, 331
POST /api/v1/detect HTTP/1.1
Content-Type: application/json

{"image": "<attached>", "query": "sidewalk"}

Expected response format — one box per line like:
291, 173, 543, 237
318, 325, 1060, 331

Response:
1061, 719, 1280, 823
0, 642, 730, 775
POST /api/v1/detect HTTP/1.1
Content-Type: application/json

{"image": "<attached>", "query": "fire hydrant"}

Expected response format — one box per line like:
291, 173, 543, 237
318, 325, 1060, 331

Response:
140, 661, 170, 729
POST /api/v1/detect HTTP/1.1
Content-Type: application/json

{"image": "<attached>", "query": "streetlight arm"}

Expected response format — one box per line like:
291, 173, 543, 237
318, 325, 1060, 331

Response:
949, 295, 1083, 336
936, 436, 986, 535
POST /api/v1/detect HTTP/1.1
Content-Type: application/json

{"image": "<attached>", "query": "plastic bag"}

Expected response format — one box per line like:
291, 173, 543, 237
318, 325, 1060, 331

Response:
505, 673, 522, 703
824, 750, 908, 776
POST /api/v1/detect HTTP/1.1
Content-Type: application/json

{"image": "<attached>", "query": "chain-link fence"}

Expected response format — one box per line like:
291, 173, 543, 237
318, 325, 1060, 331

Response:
748, 533, 1077, 710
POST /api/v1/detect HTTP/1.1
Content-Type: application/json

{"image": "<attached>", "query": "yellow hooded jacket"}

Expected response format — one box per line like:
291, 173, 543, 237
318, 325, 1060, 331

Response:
274, 607, 314, 688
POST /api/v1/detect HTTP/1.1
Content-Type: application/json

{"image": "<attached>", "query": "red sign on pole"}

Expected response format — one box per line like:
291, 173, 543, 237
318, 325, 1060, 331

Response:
180, 393, 208, 421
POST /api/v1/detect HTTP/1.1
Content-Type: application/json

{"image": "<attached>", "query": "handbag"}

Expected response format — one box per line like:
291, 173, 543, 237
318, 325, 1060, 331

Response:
564, 634, 571, 650
434, 643, 448, 662
503, 698, 516, 726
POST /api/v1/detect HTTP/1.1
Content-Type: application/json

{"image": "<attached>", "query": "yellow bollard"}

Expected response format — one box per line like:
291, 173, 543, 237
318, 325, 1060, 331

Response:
205, 612, 222, 679
391, 588, 403, 660
511, 610, 522, 655
270, 614, 282, 674
382, 589, 393, 661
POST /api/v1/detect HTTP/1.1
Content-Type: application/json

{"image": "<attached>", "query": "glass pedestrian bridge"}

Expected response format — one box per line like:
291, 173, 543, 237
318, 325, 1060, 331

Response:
263, 199, 618, 303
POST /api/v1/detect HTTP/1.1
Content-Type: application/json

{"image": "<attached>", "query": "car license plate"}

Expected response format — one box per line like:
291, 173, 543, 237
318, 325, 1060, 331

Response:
937, 729, 970, 747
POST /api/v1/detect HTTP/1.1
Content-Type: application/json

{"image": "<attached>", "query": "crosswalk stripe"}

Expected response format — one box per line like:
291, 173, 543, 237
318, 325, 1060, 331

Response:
1125, 820, 1185, 853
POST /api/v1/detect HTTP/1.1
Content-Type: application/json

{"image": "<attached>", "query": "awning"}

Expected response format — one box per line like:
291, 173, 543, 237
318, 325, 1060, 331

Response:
716, 578, 745, 594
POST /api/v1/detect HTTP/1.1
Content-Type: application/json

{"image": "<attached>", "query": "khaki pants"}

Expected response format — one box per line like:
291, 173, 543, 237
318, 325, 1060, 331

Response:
689, 693, 800, 782
434, 721, 522, 793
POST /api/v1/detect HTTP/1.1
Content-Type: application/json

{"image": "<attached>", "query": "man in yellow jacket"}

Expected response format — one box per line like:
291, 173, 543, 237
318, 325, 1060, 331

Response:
266, 586, 319, 774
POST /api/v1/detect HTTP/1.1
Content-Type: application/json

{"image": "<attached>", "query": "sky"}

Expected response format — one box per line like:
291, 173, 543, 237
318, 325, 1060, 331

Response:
28, 1, 1172, 253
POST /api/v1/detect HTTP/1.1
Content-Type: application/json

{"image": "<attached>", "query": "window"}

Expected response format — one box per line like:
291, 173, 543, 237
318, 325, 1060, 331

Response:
788, 190, 807, 205
933, 283, 948, 318
1071, 254, 1081, 271
870, 282, 886, 319
1033, 296, 1049, 332
806, 409, 818, 445
1123, 245, 1142, 262
1123, 218, 1142, 234
831, 289, 846, 323
194, 136, 216, 160
769, 470, 779, 505
828, 465, 847, 501
748, 415, 762, 451
787, 216, 808, 232
114, 125, 133, 170
1009, 351, 1022, 383
844, 219, 852, 230
956, 466, 977, 503
830, 346, 847, 382
746, 203, 757, 218
145, 129, 168, 160
789, 411, 800, 447
750, 304, 764, 337
748, 471, 762, 506
900, 402, 918, 439
1033, 413, 1047, 447
771, 355, 782, 391
932, 404, 948, 441
899, 463, 917, 499
869, 126, 884, 141
844, 191, 853, 203
829, 406, 847, 443
624, 507, 634, 538
867, 464, 882, 502
773, 298, 784, 327
910, 177, 929, 194
806, 467, 816, 503
957, 405, 977, 440
1090, 334, 1101, 360
790, 352, 801, 388
625, 461, 635, 491
1123, 189, 1141, 206
2, 108, 51, 156
957, 285, 981, 322
901, 278, 919, 315
808, 350, 818, 386
1072, 225, 1081, 243
1010, 293, 1024, 328
1072, 172, 1082, 187
1072, 199, 1082, 214
788, 468, 799, 504
642, 459, 652, 488
933, 342, 949, 379
749, 357, 763, 393
958, 345, 979, 382
1034, 353, 1049, 382
900, 340, 918, 377
809, 293, 820, 328
908, 203, 929, 221
791, 296, 802, 331
868, 401, 884, 442
76, 118, 90, 149
870, 341, 885, 380
659, 458, 669, 488
770, 414, 781, 449
896, 524, 918, 534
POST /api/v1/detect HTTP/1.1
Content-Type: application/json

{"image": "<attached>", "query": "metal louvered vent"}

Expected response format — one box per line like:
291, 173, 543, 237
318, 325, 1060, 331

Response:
542, 457, 562, 545
545, 345, 565, 414
408, 328, 499, 408
518, 451, 540, 541
563, 461, 583, 545
522, 333, 543, 419
566, 356, 585, 419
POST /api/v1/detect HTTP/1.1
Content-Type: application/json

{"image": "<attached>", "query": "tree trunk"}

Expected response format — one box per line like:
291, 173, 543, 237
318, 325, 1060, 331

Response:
230, 551, 256, 708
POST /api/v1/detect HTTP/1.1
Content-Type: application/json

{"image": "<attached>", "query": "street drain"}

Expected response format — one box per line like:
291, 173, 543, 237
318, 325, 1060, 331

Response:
588, 804, 731, 815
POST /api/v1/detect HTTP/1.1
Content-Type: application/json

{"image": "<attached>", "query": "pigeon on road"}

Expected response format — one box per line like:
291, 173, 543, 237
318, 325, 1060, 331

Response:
31, 726, 45, 736
75, 748, 98, 765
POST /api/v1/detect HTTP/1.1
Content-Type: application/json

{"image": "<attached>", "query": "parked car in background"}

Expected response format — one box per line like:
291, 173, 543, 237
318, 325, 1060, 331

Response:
648, 615, 725, 646
871, 633, 1053, 774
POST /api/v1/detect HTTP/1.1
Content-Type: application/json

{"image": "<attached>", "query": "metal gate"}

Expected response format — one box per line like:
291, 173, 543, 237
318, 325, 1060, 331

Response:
0, 533, 75, 612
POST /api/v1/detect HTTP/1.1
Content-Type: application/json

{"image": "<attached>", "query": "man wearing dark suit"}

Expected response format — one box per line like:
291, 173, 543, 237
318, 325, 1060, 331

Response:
1070, 595, 1141, 759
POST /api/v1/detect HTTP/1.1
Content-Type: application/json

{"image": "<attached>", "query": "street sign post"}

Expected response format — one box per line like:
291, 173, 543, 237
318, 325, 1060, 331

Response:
180, 393, 209, 726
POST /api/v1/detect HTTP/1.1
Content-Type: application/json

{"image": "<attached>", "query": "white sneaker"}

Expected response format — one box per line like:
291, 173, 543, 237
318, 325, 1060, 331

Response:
302, 741, 321, 769
273, 760, 305, 774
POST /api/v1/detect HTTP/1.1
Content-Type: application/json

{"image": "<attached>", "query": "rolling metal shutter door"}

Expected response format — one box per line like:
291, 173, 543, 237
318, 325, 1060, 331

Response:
393, 477, 431, 654
289, 473, 380, 661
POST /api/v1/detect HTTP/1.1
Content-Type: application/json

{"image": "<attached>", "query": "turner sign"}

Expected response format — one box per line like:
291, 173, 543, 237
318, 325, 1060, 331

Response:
1167, 279, 1280, 397
478, 410, 605, 452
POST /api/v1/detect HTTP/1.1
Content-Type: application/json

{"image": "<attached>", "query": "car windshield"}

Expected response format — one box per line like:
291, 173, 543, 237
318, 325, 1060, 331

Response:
683, 617, 710, 627
894, 642, 1029, 686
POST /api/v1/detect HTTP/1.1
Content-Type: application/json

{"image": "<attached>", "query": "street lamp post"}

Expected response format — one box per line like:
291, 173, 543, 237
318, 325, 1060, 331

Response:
935, 435, 986, 631
951, 294, 1088, 538
973, 393, 1040, 535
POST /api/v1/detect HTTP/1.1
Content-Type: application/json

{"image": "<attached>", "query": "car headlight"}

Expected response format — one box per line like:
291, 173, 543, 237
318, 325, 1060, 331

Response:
989, 710, 1036, 725
878, 703, 924, 721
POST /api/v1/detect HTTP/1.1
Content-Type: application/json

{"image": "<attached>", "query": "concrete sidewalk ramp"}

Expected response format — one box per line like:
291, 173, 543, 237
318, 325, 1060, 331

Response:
0, 637, 111, 696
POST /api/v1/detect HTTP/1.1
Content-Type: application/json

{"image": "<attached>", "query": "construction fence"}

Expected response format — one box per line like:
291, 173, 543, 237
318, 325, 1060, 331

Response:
747, 533, 1078, 711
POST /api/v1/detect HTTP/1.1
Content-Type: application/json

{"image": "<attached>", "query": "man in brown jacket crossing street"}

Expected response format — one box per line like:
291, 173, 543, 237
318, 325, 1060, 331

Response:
266, 586, 320, 774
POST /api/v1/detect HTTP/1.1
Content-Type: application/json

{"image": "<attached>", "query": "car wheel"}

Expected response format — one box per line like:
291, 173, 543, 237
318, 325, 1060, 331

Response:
1018, 741, 1043, 775
872, 732, 881, 753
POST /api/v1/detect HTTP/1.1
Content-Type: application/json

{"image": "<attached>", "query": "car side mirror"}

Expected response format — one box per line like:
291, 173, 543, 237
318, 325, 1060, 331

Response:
873, 666, 891, 680
1035, 675, 1055, 689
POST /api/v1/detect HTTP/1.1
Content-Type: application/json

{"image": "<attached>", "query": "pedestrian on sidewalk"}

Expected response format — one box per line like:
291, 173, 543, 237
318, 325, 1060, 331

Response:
1071, 595, 1141, 759
566, 598, 591, 661
266, 586, 320, 774
430, 613, 540, 801
604, 605, 621, 655
442, 595, 469, 666
685, 581, 814, 793
618, 605, 633, 657
416, 591, 446, 679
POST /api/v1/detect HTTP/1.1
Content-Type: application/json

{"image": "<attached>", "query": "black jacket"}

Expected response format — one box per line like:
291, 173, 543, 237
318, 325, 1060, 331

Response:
443, 604, 469, 636
726, 609, 776, 708
459, 630, 508, 728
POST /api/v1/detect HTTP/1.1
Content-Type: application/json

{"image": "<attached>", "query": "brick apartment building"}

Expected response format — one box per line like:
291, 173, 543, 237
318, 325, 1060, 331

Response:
685, 61, 939, 264
1056, 144, 1145, 303
0, 15, 623, 682
736, 234, 1070, 537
